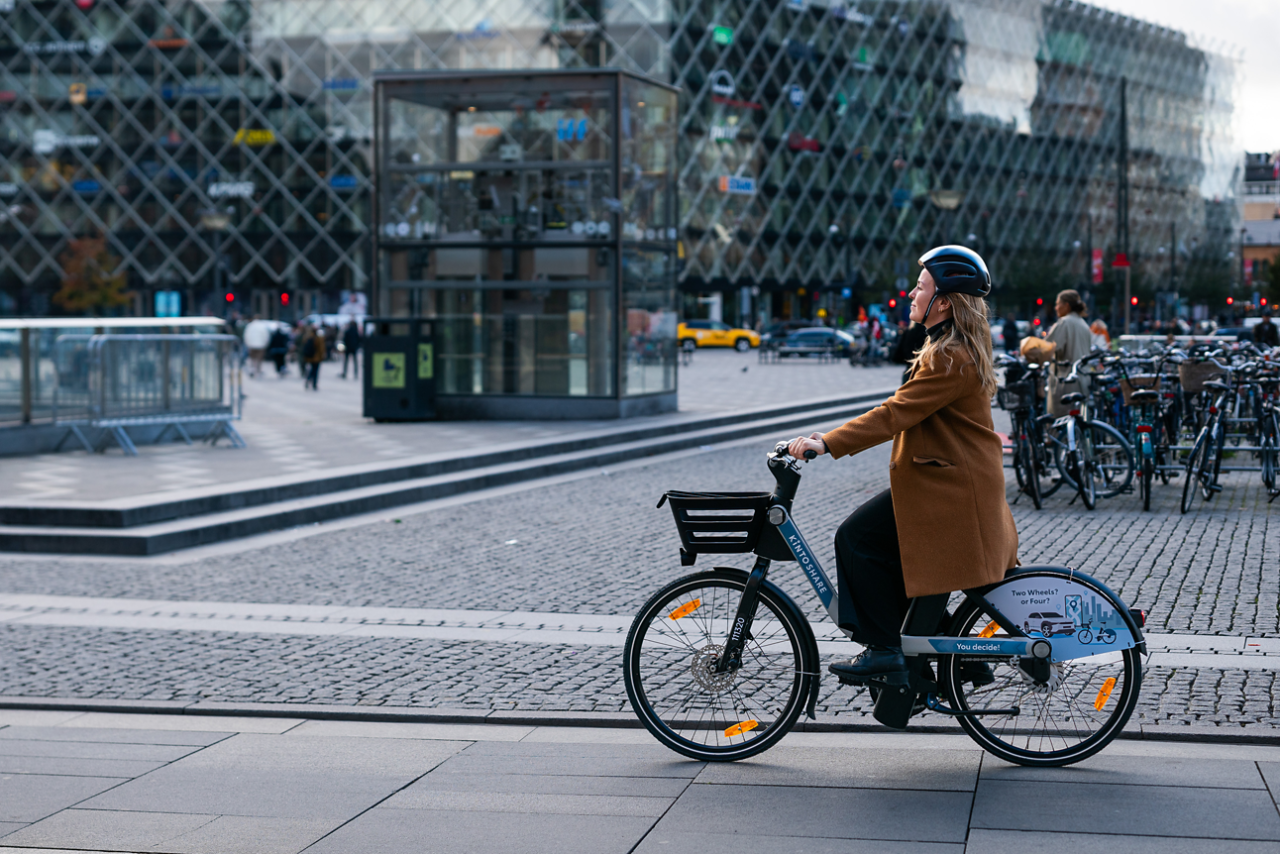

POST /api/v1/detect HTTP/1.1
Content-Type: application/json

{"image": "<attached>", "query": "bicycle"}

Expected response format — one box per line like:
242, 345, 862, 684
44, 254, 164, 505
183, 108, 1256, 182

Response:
623, 442, 1147, 767
1045, 356, 1133, 510
995, 355, 1059, 510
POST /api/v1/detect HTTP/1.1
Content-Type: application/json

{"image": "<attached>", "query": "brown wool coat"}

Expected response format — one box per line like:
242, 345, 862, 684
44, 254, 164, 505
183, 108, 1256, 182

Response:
822, 348, 1019, 598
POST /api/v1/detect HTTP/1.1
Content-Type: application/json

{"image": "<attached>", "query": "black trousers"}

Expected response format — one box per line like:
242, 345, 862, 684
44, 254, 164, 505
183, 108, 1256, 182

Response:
834, 489, 909, 647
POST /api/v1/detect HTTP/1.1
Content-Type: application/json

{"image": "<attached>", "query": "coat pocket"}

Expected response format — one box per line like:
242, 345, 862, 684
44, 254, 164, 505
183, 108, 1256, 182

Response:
912, 456, 955, 467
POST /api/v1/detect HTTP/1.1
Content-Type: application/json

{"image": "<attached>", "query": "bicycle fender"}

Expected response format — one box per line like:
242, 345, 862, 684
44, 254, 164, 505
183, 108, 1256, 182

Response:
713, 567, 822, 719
969, 566, 1146, 661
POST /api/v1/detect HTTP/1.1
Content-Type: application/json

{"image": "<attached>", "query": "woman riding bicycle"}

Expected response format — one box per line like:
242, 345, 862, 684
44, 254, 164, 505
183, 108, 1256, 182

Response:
787, 246, 1018, 684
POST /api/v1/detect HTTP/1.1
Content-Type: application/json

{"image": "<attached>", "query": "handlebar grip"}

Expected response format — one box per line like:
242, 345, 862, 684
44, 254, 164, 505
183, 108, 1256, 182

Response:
802, 449, 818, 461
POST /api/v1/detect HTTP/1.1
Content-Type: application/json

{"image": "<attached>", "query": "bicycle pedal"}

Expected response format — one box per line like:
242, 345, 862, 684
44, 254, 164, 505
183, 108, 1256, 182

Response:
1208, 484, 1224, 493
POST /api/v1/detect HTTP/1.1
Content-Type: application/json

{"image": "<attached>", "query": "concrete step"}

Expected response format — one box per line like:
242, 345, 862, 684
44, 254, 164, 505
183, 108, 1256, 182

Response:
0, 390, 891, 531
0, 395, 886, 555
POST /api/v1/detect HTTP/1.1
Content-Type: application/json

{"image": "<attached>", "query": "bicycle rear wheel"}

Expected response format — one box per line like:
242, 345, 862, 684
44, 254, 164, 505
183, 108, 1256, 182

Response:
1012, 432, 1042, 510
1261, 415, 1278, 494
623, 570, 811, 762
938, 594, 1141, 767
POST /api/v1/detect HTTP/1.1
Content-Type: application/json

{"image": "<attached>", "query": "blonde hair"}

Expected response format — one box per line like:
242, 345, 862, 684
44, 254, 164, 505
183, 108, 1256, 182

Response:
911, 292, 998, 398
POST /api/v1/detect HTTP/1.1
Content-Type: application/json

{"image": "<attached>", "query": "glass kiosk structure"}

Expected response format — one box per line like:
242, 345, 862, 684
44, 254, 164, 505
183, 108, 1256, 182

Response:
372, 69, 679, 419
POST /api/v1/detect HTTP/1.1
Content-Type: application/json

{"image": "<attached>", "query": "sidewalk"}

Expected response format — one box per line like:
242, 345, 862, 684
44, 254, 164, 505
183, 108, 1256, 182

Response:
0, 351, 901, 504
0, 710, 1277, 854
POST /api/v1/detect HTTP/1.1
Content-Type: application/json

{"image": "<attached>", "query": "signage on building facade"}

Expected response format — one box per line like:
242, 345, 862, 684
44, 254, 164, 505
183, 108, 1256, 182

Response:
556, 118, 588, 141
0, 183, 18, 197
155, 291, 181, 318
33, 130, 99, 154
328, 175, 358, 190
72, 180, 100, 194
233, 128, 275, 146
710, 123, 740, 142
209, 181, 255, 198
788, 84, 805, 107
24, 37, 105, 56
1091, 248, 1103, 283
710, 70, 735, 97
787, 132, 819, 152
323, 78, 359, 91
718, 175, 756, 195
712, 26, 733, 46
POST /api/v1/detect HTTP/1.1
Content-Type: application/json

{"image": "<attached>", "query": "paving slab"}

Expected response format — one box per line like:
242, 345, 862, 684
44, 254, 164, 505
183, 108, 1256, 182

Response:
694, 746, 980, 791
0, 824, 25, 839
381, 789, 673, 816
0, 755, 167, 778
0, 726, 229, 747
284, 719, 533, 741
0, 711, 86, 728
0, 774, 129, 823
432, 751, 704, 779
0, 739, 198, 763
981, 753, 1266, 789
305, 808, 657, 854
965, 829, 1280, 854
972, 779, 1280, 839
60, 712, 303, 734
405, 771, 689, 798
0, 809, 215, 851
656, 783, 973, 843
633, 831, 964, 854
79, 734, 469, 819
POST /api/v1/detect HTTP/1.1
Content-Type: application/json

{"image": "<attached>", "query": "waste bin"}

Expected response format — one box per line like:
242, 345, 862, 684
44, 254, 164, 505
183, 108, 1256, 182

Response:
362, 318, 436, 421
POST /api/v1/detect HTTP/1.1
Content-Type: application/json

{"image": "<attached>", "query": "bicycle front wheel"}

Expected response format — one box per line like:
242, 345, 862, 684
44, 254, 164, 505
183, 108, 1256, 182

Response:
1181, 428, 1209, 513
939, 596, 1141, 767
623, 570, 811, 762
1012, 433, 1042, 510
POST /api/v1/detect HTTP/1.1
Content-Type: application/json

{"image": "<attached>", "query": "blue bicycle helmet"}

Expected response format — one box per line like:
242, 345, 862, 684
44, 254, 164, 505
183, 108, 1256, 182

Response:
917, 245, 991, 322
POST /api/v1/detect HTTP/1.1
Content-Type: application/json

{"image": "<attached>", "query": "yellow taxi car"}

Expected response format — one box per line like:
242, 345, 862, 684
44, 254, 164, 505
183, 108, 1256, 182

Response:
677, 320, 761, 351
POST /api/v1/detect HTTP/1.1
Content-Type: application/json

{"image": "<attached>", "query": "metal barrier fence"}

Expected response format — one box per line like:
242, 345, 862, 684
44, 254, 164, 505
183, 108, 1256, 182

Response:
52, 333, 244, 455
0, 317, 226, 427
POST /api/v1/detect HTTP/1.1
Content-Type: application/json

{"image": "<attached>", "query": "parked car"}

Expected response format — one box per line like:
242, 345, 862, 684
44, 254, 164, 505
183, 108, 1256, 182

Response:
776, 327, 856, 358
677, 320, 760, 351
760, 320, 813, 348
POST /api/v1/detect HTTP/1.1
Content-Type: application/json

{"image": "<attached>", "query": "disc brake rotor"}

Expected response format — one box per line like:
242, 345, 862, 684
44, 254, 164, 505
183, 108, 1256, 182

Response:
1018, 661, 1065, 692
690, 644, 738, 694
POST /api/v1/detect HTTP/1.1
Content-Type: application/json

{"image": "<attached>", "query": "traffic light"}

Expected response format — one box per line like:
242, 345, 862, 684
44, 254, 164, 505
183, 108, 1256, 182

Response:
1032, 317, 1041, 326
898, 290, 906, 297
1130, 296, 1138, 306
1226, 297, 1234, 305
1263, 298, 1269, 307
225, 293, 234, 303
281, 292, 290, 305
888, 299, 897, 309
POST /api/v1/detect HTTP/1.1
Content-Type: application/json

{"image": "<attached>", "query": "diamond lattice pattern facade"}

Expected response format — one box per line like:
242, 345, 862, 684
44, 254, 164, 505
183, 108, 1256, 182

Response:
0, 0, 1236, 320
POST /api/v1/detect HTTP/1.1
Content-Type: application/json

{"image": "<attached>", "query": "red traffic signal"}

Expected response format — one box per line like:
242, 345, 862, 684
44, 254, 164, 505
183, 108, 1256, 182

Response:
1130, 296, 1138, 306
225, 293, 234, 302
888, 299, 897, 308
1032, 317, 1041, 326
1227, 297, 1234, 305
281, 293, 290, 305
1036, 298, 1043, 306
1263, 298, 1269, 306
898, 290, 907, 297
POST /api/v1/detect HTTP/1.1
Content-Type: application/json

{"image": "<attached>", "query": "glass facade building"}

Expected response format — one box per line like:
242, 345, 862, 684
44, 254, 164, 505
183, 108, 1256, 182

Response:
0, 0, 1236, 329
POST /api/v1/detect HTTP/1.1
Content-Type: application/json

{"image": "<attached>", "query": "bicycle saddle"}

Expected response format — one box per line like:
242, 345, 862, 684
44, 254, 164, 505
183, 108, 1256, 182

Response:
1129, 390, 1159, 403
1202, 380, 1231, 391
1059, 392, 1085, 404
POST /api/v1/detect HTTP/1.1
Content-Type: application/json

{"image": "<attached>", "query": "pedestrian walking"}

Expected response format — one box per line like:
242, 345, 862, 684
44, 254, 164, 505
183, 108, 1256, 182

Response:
301, 325, 326, 390
341, 319, 361, 379
243, 315, 271, 378
1001, 312, 1020, 353
1090, 318, 1110, 351
267, 325, 290, 377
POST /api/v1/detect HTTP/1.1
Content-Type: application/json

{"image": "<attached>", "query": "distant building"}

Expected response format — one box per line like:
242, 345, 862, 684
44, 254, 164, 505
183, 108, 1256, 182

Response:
0, 0, 1239, 327
1242, 153, 1279, 296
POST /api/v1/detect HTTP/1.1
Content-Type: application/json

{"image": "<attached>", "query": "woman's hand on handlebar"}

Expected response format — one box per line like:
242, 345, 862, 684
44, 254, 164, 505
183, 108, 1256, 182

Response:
787, 432, 826, 460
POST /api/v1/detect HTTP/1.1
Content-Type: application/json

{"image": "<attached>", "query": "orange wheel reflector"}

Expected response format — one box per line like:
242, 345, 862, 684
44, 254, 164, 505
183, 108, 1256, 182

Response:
979, 621, 1001, 639
668, 599, 701, 620
724, 720, 759, 738
1094, 677, 1117, 711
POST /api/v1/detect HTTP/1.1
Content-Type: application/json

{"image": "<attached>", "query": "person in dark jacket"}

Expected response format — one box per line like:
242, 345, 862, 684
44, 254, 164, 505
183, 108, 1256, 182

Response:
267, 326, 290, 377
1253, 309, 1279, 348
891, 322, 928, 384
341, 320, 362, 378
1001, 313, 1020, 353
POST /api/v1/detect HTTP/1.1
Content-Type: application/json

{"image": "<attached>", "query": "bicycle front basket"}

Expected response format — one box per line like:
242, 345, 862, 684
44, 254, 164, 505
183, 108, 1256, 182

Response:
1119, 374, 1159, 406
1178, 361, 1225, 394
997, 380, 1035, 411
658, 490, 772, 555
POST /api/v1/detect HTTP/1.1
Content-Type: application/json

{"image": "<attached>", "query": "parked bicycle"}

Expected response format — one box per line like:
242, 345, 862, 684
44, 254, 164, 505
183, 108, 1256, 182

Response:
624, 442, 1146, 767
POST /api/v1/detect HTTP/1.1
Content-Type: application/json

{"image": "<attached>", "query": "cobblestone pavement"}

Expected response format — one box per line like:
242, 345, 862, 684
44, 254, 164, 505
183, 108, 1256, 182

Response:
0, 405, 1277, 729
1, 350, 901, 502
